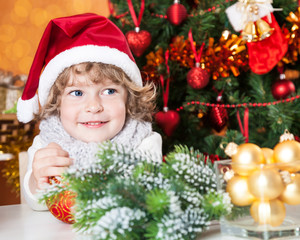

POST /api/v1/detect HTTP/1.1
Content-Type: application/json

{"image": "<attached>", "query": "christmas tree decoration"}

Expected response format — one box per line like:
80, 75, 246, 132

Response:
46, 177, 76, 224
125, 0, 151, 57
40, 143, 232, 239
187, 29, 209, 89
271, 75, 296, 100
187, 65, 210, 89
226, 175, 255, 206
250, 199, 286, 227
231, 143, 265, 176
155, 108, 180, 137
273, 140, 300, 164
273, 140, 300, 172
209, 93, 228, 132
205, 33, 248, 80
155, 53, 180, 137
279, 129, 295, 142
282, 7, 300, 64
261, 147, 274, 164
226, 1, 288, 74
46, 190, 76, 224
166, 0, 187, 25
280, 173, 300, 205
247, 168, 285, 200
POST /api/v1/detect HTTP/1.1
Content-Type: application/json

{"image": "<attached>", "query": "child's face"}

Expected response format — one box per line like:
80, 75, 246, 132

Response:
59, 74, 128, 143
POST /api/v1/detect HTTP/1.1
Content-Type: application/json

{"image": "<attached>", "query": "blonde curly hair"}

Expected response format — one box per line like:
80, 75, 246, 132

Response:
37, 62, 156, 122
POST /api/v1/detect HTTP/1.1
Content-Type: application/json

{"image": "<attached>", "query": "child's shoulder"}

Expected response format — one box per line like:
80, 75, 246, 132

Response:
137, 132, 162, 157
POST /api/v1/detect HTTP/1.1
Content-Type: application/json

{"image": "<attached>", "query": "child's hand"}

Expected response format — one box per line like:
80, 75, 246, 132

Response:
32, 142, 72, 189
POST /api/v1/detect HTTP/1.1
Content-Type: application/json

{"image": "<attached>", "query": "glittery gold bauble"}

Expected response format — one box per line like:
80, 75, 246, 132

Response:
232, 143, 265, 176
273, 140, 300, 172
280, 173, 300, 205
250, 199, 286, 227
261, 148, 274, 164
226, 175, 255, 206
248, 168, 284, 200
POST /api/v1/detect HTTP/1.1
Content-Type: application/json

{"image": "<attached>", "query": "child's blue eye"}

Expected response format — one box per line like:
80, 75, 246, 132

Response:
70, 90, 83, 96
103, 89, 116, 95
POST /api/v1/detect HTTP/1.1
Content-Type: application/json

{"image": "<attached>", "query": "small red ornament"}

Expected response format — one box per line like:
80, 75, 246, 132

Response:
167, 0, 187, 25
155, 108, 180, 136
209, 106, 228, 132
187, 66, 210, 89
271, 76, 296, 100
126, 28, 151, 57
46, 176, 76, 224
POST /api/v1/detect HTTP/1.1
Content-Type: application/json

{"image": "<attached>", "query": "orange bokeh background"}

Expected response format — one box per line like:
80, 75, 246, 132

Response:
0, 0, 109, 75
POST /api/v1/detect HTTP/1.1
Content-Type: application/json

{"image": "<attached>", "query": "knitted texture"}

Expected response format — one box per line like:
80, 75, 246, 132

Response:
38, 116, 152, 168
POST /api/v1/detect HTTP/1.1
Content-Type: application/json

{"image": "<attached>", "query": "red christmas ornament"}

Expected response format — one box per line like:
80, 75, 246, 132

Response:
155, 108, 180, 136
46, 176, 76, 224
187, 66, 210, 89
209, 106, 228, 132
271, 79, 296, 100
126, 29, 151, 57
167, 0, 187, 25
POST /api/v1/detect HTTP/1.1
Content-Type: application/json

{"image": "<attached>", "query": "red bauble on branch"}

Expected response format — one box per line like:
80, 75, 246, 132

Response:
209, 93, 228, 132
209, 106, 228, 132
187, 30, 210, 89
271, 74, 296, 100
126, 0, 151, 57
155, 107, 180, 136
126, 28, 151, 57
187, 65, 210, 89
46, 177, 76, 224
167, 0, 187, 25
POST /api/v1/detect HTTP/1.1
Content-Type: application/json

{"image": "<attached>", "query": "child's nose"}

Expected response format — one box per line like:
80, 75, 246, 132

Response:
85, 98, 103, 113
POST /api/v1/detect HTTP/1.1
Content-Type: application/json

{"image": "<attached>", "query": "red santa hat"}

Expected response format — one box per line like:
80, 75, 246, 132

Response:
17, 13, 142, 123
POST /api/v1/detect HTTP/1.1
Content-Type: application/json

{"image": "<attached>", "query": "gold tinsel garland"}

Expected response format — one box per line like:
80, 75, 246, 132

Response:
143, 31, 249, 82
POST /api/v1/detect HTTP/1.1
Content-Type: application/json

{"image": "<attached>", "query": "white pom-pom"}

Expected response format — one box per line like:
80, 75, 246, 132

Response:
17, 94, 39, 123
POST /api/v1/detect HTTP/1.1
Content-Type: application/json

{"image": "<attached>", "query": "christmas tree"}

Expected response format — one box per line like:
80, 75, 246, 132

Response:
108, 0, 300, 156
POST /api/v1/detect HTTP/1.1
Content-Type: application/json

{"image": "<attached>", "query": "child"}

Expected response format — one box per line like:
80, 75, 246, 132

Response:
17, 13, 162, 210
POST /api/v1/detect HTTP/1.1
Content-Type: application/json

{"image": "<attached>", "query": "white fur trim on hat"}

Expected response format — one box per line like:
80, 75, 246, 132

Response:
226, 2, 274, 32
17, 94, 39, 123
38, 45, 142, 107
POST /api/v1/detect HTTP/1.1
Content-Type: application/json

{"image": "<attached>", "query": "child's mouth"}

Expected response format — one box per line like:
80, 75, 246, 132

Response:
80, 121, 107, 128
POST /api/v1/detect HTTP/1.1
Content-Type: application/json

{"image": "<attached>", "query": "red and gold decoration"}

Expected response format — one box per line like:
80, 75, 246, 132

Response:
204, 31, 248, 81
167, 0, 187, 25
226, 1, 288, 74
187, 29, 209, 89
125, 0, 151, 57
281, 7, 300, 65
223, 133, 300, 226
46, 176, 76, 224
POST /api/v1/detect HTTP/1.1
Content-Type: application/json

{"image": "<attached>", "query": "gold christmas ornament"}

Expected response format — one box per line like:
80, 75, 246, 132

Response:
248, 168, 284, 200
231, 143, 265, 176
256, 18, 274, 40
226, 175, 255, 206
250, 199, 286, 227
241, 21, 259, 42
261, 148, 274, 164
280, 173, 300, 205
273, 140, 300, 172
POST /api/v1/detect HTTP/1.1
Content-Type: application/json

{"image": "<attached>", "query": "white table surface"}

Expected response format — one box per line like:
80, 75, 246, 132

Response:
0, 204, 243, 240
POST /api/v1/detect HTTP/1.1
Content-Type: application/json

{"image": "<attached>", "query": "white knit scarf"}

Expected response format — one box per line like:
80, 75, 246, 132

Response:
38, 115, 152, 168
